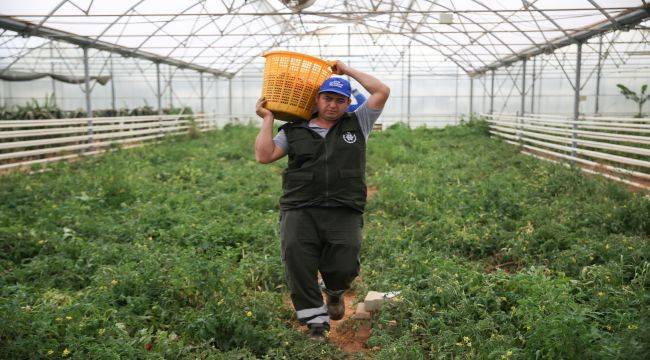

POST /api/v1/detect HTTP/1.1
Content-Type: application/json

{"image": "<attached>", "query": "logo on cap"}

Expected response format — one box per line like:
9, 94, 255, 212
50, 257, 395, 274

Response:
329, 80, 344, 88
319, 77, 351, 97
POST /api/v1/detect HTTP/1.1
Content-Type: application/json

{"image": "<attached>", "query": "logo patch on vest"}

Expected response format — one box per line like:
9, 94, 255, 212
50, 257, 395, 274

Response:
342, 131, 357, 144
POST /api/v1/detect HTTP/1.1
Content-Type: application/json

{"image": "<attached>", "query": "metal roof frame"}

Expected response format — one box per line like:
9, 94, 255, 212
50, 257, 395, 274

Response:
0, 1, 647, 77
0, 16, 234, 78
469, 5, 649, 76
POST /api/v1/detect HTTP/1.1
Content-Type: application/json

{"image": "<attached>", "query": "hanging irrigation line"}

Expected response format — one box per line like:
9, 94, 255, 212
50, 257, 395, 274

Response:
5, 7, 641, 17
9, 27, 646, 37
38, 12, 606, 26
2, 41, 644, 50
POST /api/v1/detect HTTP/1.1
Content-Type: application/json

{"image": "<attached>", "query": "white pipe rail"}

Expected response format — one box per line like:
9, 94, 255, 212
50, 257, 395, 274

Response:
489, 128, 650, 169
0, 114, 200, 128
518, 149, 650, 190
493, 114, 650, 130
524, 113, 650, 123
487, 119, 650, 144
484, 113, 650, 190
0, 119, 195, 139
0, 113, 221, 172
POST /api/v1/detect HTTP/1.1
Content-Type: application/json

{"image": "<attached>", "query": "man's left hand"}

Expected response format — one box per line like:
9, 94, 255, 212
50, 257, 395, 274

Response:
256, 97, 273, 120
331, 60, 348, 76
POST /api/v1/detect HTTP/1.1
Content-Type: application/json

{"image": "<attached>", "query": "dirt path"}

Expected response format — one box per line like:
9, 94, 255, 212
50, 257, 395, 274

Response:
283, 286, 372, 355
327, 291, 372, 354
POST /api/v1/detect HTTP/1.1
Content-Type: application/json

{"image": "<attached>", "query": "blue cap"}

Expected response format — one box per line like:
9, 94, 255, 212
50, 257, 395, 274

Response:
318, 77, 351, 98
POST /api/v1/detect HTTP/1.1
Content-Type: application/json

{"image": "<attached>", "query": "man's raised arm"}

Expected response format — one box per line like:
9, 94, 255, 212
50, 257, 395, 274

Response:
254, 97, 286, 164
332, 61, 390, 110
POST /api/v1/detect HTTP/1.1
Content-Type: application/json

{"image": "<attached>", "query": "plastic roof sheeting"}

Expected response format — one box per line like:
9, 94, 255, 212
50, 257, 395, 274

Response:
0, 0, 648, 76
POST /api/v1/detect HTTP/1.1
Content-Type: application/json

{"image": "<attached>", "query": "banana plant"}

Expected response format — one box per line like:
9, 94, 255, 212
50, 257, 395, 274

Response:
616, 84, 649, 118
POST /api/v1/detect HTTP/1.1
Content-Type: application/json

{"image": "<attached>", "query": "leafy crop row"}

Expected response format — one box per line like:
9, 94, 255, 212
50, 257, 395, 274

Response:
0, 122, 647, 359
0, 94, 193, 120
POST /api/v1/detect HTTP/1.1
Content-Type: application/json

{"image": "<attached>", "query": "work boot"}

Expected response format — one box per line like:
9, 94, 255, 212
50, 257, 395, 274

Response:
307, 322, 329, 342
324, 290, 345, 320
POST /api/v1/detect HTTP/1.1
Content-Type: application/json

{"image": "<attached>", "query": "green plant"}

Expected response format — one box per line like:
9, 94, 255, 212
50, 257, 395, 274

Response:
616, 84, 649, 118
463, 115, 490, 135
0, 96, 197, 121
0, 123, 647, 358
0, 94, 62, 120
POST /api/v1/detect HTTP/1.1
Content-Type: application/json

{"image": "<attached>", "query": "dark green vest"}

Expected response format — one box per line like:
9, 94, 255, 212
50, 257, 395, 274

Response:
279, 112, 367, 213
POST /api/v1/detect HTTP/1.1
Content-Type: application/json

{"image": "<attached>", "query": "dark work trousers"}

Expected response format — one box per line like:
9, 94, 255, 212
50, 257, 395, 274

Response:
279, 206, 363, 327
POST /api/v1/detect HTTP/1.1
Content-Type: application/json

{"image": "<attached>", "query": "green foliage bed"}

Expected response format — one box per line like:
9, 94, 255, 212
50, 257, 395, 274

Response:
0, 95, 194, 120
1, 122, 648, 359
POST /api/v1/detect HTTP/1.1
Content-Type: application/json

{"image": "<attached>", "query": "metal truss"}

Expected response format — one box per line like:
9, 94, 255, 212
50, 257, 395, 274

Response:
0, 0, 648, 119
0, 1, 647, 77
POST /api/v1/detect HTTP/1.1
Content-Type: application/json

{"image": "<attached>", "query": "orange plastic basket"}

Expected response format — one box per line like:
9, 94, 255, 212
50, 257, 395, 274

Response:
262, 50, 334, 122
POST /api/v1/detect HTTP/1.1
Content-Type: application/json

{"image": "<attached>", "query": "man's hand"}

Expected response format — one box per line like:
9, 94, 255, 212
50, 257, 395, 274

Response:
256, 97, 273, 119
331, 60, 349, 76
341, 65, 390, 110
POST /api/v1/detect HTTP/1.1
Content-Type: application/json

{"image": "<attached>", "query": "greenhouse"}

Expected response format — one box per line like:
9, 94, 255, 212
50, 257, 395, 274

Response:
0, 0, 648, 358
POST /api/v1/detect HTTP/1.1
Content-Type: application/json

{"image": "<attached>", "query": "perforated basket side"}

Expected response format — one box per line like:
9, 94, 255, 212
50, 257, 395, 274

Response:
262, 51, 332, 121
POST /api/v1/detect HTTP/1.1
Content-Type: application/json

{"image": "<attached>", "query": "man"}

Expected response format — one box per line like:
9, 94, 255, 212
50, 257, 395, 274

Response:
254, 61, 390, 341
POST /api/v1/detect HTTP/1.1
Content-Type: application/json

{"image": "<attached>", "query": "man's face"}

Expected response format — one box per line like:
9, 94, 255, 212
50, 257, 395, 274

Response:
315, 92, 351, 121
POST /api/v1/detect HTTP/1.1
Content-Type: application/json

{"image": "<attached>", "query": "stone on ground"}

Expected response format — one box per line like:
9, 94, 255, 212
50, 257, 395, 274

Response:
364, 291, 386, 311
363, 290, 401, 311
352, 302, 371, 320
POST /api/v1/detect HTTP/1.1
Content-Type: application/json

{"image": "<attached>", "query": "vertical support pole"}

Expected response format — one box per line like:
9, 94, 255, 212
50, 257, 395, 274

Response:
531, 57, 536, 114
50, 43, 56, 106
83, 46, 93, 147
572, 42, 583, 159
156, 62, 162, 115
469, 76, 474, 120
519, 58, 527, 145
480, 73, 487, 113
109, 53, 116, 111
212, 75, 221, 127
454, 67, 459, 124
168, 66, 173, 109
407, 42, 412, 127
537, 57, 543, 114
199, 71, 205, 114
401, 46, 405, 122
156, 62, 163, 136
228, 77, 233, 121
520, 58, 527, 117
489, 69, 495, 115
595, 35, 603, 115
